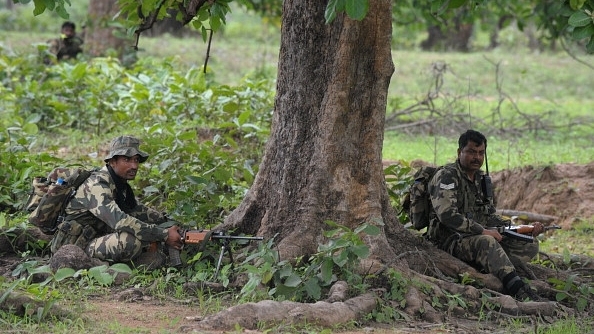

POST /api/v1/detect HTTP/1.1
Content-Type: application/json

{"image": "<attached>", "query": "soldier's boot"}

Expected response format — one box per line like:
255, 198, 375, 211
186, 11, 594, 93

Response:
514, 284, 546, 302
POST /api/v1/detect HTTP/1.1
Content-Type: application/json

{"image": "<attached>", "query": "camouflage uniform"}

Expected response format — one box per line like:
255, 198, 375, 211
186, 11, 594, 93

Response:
50, 137, 169, 263
47, 35, 84, 61
427, 160, 539, 284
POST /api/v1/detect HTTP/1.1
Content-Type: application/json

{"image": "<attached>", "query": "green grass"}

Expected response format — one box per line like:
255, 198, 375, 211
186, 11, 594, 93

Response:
3, 20, 593, 171
383, 131, 594, 172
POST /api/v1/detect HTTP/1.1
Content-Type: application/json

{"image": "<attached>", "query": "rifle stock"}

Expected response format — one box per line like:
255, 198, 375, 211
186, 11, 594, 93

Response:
490, 225, 561, 243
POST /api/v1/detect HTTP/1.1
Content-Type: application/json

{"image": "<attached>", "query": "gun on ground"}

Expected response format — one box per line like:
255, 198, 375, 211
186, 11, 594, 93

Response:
489, 224, 561, 242
169, 229, 263, 278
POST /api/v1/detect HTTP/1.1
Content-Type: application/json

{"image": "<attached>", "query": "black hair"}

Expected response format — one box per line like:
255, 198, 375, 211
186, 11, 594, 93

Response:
458, 129, 487, 149
62, 21, 76, 30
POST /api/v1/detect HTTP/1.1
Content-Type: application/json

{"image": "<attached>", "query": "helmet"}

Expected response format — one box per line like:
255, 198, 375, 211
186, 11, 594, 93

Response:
104, 136, 149, 163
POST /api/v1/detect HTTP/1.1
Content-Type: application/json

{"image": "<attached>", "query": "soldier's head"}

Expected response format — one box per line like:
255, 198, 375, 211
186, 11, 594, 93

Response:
61, 21, 76, 38
104, 136, 149, 180
457, 129, 487, 174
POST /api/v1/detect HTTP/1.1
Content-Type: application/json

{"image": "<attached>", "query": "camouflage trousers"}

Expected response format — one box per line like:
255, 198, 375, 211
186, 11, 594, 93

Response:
86, 231, 144, 263
450, 234, 539, 281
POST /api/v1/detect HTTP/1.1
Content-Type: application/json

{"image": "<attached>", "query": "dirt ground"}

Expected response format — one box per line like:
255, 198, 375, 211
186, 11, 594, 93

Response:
80, 294, 529, 334
3, 162, 594, 333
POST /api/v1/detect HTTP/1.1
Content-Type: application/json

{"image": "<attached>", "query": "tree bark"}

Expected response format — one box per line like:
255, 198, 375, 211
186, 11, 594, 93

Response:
221, 0, 397, 266
86, 0, 128, 59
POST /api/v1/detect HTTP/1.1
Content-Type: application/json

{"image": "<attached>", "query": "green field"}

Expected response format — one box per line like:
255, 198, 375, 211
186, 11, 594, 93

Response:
2, 5, 594, 173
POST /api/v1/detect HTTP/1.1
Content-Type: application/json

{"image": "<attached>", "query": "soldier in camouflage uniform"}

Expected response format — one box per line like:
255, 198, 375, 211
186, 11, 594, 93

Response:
50, 136, 184, 264
427, 129, 545, 301
47, 21, 84, 62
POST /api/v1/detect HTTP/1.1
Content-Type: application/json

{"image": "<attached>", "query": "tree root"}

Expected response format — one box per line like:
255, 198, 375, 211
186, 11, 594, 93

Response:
183, 292, 378, 331
0, 289, 72, 320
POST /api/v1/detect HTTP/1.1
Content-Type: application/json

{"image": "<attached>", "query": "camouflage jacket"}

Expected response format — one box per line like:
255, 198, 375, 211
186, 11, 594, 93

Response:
48, 36, 83, 61
61, 166, 168, 243
426, 160, 507, 245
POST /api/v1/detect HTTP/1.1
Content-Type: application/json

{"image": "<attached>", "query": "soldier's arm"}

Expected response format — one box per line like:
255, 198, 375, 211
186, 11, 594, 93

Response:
429, 168, 484, 235
127, 203, 167, 225
79, 174, 168, 243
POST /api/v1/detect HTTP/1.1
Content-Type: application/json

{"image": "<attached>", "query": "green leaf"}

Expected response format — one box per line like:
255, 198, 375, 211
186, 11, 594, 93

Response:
22, 123, 39, 135
568, 11, 593, 27
54, 267, 76, 281
278, 264, 293, 278
350, 244, 370, 259
109, 263, 132, 274
55, 4, 69, 19
41, 0, 54, 11
572, 23, 594, 40
354, 223, 381, 235
555, 292, 568, 301
320, 257, 334, 284
283, 273, 302, 287
325, 0, 340, 23
333, 250, 348, 267
304, 277, 322, 299
448, 0, 467, 9
345, 0, 368, 21
32, 0, 47, 16
569, 0, 587, 10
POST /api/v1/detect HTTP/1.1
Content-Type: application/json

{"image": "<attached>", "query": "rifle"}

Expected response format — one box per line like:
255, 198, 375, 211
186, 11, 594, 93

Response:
489, 224, 561, 242
169, 229, 263, 279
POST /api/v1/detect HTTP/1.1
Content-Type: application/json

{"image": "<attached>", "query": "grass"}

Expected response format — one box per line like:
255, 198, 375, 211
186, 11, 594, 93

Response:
5, 26, 592, 172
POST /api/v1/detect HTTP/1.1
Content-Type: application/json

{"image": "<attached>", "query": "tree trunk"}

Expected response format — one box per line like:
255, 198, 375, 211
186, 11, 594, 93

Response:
220, 0, 413, 274
219, 0, 500, 290
86, 0, 128, 60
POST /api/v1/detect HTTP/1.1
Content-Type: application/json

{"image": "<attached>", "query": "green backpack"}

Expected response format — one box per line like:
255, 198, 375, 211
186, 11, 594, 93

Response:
25, 167, 93, 235
402, 165, 442, 230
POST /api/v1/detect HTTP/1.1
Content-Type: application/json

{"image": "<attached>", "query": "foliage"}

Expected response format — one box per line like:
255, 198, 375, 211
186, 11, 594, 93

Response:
0, 258, 131, 324
0, 51, 274, 218
548, 275, 594, 312
235, 221, 380, 302
383, 162, 413, 225
11, 0, 594, 54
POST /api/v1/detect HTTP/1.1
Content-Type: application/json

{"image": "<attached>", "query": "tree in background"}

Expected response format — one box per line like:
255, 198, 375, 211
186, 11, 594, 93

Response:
85, 0, 134, 63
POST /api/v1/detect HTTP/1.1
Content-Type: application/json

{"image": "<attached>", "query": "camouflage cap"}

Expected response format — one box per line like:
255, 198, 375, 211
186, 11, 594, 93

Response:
104, 136, 149, 163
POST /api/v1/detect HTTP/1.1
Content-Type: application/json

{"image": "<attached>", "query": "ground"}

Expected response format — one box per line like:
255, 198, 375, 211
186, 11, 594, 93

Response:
2, 162, 594, 333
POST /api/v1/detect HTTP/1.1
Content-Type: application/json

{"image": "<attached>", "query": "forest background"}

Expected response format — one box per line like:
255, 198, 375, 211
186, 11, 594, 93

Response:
1, 0, 594, 333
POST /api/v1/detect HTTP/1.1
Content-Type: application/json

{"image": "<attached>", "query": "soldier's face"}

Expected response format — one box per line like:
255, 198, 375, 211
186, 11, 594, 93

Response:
109, 155, 141, 180
62, 26, 75, 38
458, 141, 485, 174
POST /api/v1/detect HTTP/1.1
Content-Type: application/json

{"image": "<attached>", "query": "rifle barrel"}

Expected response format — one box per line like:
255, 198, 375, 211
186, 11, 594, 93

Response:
211, 234, 264, 241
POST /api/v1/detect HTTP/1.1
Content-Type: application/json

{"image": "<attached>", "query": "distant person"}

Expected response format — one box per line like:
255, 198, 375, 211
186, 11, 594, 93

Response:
427, 129, 545, 301
46, 21, 84, 62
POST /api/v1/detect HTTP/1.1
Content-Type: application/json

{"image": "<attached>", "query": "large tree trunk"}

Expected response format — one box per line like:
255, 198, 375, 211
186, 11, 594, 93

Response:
221, 0, 398, 266
86, 0, 128, 60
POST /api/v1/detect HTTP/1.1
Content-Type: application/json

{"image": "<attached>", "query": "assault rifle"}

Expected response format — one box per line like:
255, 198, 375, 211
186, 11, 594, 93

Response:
489, 224, 561, 242
169, 229, 263, 278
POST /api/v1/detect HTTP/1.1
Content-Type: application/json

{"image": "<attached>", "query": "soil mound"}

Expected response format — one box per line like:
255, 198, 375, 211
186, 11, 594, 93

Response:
492, 162, 594, 228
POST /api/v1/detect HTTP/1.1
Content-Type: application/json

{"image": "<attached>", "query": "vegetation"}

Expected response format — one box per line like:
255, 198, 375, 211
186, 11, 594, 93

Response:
1, 2, 593, 333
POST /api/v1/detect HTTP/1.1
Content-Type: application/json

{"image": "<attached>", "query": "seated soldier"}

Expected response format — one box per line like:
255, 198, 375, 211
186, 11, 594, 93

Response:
427, 129, 545, 301
50, 135, 183, 265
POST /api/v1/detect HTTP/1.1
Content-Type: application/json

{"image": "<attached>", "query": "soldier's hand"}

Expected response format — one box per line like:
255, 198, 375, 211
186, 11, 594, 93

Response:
531, 222, 545, 237
166, 225, 184, 250
482, 228, 502, 242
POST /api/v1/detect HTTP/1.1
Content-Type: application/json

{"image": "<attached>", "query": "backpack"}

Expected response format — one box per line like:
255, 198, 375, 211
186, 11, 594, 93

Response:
402, 165, 442, 230
24, 167, 93, 235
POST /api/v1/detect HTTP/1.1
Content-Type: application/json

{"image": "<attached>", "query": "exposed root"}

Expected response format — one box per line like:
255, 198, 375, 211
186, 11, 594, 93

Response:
183, 292, 378, 331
